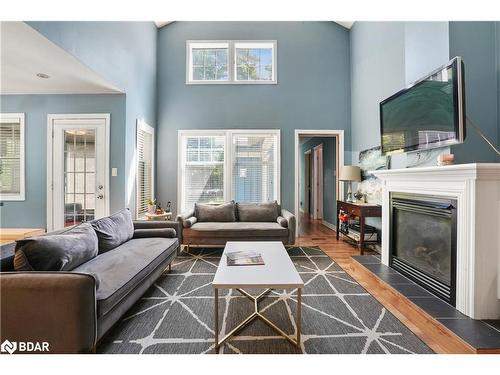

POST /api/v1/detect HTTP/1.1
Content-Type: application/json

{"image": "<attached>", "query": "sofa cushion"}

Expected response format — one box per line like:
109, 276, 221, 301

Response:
195, 201, 236, 222
91, 209, 134, 253
13, 223, 98, 271
186, 222, 288, 238
236, 202, 279, 222
72, 237, 178, 317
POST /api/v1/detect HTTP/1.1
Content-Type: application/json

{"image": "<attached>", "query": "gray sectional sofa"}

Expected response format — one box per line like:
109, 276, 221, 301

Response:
177, 201, 296, 247
0, 209, 179, 353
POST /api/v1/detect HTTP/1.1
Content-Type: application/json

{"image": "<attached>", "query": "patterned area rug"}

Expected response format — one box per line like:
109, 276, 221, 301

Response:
99, 246, 433, 354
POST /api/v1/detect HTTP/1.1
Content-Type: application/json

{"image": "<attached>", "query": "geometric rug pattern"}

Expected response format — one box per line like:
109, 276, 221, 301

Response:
98, 246, 433, 354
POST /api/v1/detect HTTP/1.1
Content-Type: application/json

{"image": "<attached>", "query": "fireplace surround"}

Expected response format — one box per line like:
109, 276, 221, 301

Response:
373, 163, 500, 319
389, 193, 457, 305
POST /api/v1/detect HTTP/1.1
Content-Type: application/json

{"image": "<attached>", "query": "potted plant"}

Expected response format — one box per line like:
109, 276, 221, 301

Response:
147, 198, 157, 214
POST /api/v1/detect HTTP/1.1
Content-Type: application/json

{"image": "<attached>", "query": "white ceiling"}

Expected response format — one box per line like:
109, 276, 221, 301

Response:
154, 21, 354, 29
0, 22, 123, 95
334, 21, 354, 29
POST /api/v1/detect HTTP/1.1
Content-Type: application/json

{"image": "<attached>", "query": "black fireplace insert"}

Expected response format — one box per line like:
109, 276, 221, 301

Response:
389, 192, 457, 305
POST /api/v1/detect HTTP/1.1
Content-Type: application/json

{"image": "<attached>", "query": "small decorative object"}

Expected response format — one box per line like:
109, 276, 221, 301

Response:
339, 166, 361, 203
357, 146, 389, 204
166, 201, 171, 213
437, 153, 454, 166
147, 198, 156, 214
354, 190, 365, 203
339, 212, 350, 234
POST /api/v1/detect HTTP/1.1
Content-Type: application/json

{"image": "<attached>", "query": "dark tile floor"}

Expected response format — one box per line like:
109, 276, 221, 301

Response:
353, 255, 500, 350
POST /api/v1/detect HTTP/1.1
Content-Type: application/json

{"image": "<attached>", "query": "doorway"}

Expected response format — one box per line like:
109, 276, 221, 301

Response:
47, 114, 110, 231
295, 130, 344, 237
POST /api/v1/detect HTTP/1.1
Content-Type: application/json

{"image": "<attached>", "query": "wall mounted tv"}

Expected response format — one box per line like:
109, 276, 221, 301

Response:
380, 56, 466, 155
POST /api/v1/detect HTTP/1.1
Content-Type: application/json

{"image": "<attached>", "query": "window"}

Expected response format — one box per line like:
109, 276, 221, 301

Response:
181, 134, 225, 211
186, 41, 277, 84
136, 120, 155, 219
235, 42, 275, 82
187, 42, 229, 83
178, 130, 280, 213
232, 133, 278, 202
0, 113, 25, 201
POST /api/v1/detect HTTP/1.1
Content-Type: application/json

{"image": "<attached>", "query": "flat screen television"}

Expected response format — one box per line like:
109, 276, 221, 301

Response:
380, 56, 466, 155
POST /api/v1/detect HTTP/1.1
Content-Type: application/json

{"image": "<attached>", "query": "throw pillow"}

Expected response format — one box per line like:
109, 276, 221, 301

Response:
195, 201, 236, 222
91, 208, 134, 253
236, 201, 279, 222
14, 223, 99, 271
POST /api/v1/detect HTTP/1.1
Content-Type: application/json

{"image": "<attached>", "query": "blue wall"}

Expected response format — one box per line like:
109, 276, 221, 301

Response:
350, 21, 499, 165
299, 137, 337, 224
27, 22, 159, 215
0, 94, 126, 228
156, 22, 351, 214
449, 22, 500, 163
350, 21, 450, 160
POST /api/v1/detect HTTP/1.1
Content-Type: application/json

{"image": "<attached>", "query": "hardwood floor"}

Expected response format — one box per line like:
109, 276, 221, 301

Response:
295, 215, 477, 354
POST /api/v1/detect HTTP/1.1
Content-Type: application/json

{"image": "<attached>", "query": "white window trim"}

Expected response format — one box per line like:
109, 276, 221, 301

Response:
136, 119, 155, 219
186, 40, 277, 85
177, 129, 281, 214
0, 113, 25, 201
233, 40, 277, 84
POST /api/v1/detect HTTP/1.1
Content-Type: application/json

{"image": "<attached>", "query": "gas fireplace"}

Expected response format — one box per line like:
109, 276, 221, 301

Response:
389, 193, 457, 305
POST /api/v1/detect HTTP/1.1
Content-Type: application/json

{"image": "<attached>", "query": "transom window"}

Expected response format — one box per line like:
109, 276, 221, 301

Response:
179, 130, 280, 213
0, 113, 25, 201
235, 42, 275, 82
186, 41, 277, 84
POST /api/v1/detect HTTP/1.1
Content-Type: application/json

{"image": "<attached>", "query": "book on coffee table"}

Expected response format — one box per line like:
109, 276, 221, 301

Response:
226, 251, 264, 266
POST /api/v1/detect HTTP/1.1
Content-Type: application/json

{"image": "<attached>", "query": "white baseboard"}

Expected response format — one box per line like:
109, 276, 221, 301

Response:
321, 220, 337, 231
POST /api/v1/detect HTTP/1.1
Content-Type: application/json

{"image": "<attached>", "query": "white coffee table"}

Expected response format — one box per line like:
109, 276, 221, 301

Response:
212, 241, 304, 350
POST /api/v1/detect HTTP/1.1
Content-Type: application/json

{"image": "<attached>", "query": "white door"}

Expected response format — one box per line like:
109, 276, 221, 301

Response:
47, 114, 110, 231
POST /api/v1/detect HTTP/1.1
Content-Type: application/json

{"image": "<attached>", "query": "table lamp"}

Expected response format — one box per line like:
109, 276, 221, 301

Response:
339, 166, 361, 203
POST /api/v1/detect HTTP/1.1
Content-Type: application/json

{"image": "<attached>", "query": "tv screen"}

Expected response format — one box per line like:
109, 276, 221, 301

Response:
380, 57, 466, 155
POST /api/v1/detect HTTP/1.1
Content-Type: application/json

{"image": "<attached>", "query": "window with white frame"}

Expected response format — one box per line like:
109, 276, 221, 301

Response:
178, 130, 280, 213
234, 42, 275, 82
136, 120, 155, 219
186, 41, 277, 84
0, 113, 25, 201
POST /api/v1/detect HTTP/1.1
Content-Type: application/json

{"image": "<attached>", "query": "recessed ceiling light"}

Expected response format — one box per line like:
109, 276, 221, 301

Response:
36, 73, 50, 79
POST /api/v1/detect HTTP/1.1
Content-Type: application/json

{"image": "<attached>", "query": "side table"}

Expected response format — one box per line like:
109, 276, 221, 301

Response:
336, 200, 381, 255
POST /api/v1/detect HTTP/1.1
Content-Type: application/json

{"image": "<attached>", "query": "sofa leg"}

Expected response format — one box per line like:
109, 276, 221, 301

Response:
168, 263, 172, 272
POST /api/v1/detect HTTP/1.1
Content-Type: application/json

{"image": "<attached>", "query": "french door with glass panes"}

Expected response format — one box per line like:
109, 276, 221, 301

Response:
47, 114, 109, 231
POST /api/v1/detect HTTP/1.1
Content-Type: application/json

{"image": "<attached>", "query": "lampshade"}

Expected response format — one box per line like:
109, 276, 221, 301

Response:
339, 166, 361, 182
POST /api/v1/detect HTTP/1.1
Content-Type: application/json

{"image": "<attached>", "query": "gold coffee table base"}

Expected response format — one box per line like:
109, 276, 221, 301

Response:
214, 287, 302, 352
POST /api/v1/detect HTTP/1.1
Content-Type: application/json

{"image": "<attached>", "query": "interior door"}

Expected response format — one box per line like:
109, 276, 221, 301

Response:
313, 144, 323, 220
304, 151, 311, 215
48, 115, 109, 231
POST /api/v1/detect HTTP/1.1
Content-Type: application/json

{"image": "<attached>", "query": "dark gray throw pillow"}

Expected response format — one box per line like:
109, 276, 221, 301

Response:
195, 201, 236, 222
91, 208, 134, 253
14, 223, 98, 271
237, 201, 279, 222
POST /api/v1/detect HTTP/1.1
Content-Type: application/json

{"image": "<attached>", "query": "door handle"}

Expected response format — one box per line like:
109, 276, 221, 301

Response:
97, 194, 104, 200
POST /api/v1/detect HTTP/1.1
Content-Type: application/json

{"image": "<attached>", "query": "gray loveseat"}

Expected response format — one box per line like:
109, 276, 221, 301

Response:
177, 201, 296, 247
0, 209, 179, 353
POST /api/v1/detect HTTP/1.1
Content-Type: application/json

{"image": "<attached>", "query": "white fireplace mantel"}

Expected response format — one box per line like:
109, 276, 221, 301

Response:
372, 163, 500, 319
